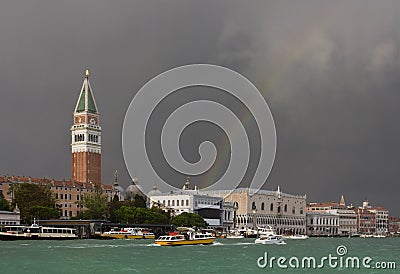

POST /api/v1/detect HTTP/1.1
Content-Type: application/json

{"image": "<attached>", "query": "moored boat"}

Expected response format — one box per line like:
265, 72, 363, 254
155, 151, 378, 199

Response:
100, 227, 155, 239
255, 234, 285, 245
283, 234, 309, 240
257, 225, 277, 237
0, 221, 77, 240
155, 227, 215, 246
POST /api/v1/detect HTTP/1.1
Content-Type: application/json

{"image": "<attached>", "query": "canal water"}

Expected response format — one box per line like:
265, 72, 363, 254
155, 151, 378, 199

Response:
0, 237, 398, 273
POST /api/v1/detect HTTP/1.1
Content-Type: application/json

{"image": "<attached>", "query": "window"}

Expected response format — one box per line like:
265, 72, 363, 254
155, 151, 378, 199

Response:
60, 194, 63, 200
270, 203, 274, 211
277, 206, 281, 213
69, 194, 72, 200
284, 204, 288, 212
186, 200, 189, 206
168, 200, 170, 206
300, 207, 304, 215
177, 200, 179, 206
77, 195, 80, 200
261, 202, 265, 211
252, 201, 256, 210
292, 207, 296, 214
172, 200, 175, 206
55, 193, 58, 199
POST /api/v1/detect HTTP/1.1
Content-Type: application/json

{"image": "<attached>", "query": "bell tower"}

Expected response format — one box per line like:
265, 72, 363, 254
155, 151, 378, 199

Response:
71, 70, 101, 186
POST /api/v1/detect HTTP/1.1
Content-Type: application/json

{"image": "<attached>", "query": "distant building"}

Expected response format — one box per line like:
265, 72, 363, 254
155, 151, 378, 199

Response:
307, 195, 357, 236
0, 205, 20, 225
203, 186, 307, 235
388, 216, 399, 235
306, 211, 339, 236
149, 179, 224, 228
354, 199, 388, 235
0, 176, 118, 219
354, 207, 375, 235
71, 70, 102, 186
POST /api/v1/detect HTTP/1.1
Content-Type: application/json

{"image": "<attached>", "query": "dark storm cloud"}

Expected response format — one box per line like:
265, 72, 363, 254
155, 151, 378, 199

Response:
1, 0, 399, 215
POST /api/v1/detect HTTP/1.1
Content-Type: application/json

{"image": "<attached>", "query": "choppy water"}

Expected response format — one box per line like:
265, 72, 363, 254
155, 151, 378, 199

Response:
0, 237, 399, 273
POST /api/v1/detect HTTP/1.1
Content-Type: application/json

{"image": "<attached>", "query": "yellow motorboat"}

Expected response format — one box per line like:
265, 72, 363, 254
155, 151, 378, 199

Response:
155, 227, 215, 246
100, 228, 155, 239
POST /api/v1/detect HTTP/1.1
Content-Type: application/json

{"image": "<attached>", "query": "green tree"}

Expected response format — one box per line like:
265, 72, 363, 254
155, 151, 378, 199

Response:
108, 200, 136, 223
171, 212, 207, 227
79, 190, 108, 219
132, 207, 169, 225
12, 183, 58, 222
133, 194, 147, 208
114, 206, 135, 224
0, 191, 10, 211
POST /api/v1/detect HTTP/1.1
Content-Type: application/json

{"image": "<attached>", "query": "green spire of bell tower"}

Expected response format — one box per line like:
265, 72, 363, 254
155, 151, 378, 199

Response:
74, 69, 98, 114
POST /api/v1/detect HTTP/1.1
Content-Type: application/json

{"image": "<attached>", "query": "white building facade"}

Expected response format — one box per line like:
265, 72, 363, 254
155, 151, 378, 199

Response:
202, 187, 307, 235
149, 192, 223, 227
306, 212, 339, 236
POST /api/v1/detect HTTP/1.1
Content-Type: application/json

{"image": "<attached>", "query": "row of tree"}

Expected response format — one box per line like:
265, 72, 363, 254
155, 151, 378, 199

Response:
1, 183, 207, 227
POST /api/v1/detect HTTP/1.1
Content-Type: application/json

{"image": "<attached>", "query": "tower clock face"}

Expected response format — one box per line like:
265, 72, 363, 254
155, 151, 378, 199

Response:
90, 118, 96, 125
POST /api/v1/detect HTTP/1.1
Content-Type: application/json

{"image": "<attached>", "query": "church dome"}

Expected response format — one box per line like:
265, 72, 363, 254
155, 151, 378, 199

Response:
125, 181, 144, 200
115, 186, 125, 196
148, 185, 162, 197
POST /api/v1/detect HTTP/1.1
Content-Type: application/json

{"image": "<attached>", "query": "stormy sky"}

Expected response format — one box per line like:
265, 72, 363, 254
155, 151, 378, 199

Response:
1, 1, 400, 215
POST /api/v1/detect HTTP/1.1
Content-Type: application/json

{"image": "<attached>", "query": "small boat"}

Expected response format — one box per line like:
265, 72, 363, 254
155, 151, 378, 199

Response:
226, 234, 244, 239
258, 225, 277, 237
0, 221, 77, 240
283, 234, 309, 240
360, 234, 373, 238
100, 227, 155, 239
226, 229, 244, 239
255, 234, 285, 245
372, 234, 386, 238
155, 227, 215, 246
237, 228, 258, 238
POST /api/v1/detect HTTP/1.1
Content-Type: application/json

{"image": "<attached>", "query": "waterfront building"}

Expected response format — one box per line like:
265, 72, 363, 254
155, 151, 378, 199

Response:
388, 216, 399, 235
307, 196, 357, 236
71, 70, 102, 186
0, 175, 118, 219
149, 180, 223, 228
354, 207, 376, 235
368, 207, 388, 235
306, 211, 339, 236
354, 199, 389, 235
202, 186, 307, 235
222, 201, 235, 231
0, 206, 20, 225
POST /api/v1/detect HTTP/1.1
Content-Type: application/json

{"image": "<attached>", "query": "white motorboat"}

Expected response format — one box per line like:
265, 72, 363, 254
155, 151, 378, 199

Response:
360, 234, 373, 238
155, 227, 215, 246
255, 234, 285, 245
226, 234, 244, 239
283, 234, 309, 240
257, 225, 277, 237
372, 234, 386, 238
226, 229, 245, 239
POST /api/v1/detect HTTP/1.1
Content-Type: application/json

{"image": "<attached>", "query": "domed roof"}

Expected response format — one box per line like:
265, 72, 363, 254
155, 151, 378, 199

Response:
148, 185, 162, 197
125, 181, 144, 200
115, 185, 125, 195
